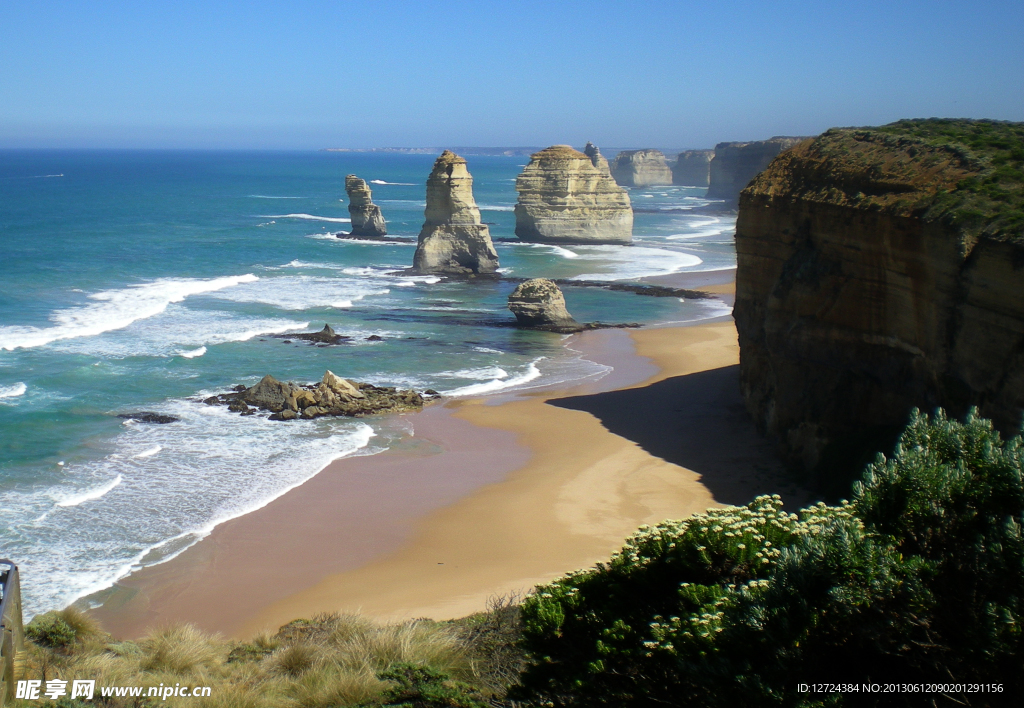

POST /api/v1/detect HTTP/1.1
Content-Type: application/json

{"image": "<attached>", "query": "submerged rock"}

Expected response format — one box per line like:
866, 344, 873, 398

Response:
272, 324, 349, 345
508, 278, 579, 331
412, 151, 499, 274
345, 175, 387, 237
117, 412, 179, 424
514, 145, 633, 244
672, 149, 714, 187
610, 149, 673, 187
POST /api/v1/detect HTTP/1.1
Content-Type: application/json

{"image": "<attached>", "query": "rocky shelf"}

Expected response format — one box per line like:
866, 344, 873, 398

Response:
202, 371, 438, 421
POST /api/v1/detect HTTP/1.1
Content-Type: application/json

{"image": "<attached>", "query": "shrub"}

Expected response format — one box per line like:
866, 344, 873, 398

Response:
512, 408, 1024, 707
377, 663, 489, 708
26, 612, 77, 649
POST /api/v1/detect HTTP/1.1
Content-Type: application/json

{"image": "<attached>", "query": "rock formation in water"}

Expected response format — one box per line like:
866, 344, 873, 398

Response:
412, 151, 499, 274
514, 145, 633, 244
734, 119, 1024, 479
706, 137, 808, 204
204, 371, 428, 420
345, 175, 387, 237
583, 141, 611, 175
672, 150, 714, 187
508, 279, 579, 331
610, 149, 673, 188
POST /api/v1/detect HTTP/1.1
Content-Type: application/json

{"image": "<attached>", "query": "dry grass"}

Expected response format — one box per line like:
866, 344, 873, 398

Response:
16, 603, 522, 707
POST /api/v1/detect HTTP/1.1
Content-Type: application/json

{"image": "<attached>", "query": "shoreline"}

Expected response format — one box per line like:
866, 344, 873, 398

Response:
90, 288, 805, 640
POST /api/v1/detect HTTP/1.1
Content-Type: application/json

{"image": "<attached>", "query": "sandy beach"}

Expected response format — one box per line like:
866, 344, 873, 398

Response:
90, 271, 803, 640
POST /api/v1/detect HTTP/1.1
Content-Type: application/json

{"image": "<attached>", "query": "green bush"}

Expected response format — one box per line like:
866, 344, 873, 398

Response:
512, 409, 1024, 706
26, 612, 78, 649
377, 663, 489, 708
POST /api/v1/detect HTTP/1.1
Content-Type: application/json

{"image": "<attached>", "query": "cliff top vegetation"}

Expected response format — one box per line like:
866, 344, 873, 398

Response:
748, 118, 1024, 245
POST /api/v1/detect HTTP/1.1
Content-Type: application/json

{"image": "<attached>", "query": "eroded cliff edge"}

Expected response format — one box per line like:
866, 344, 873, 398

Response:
734, 119, 1024, 482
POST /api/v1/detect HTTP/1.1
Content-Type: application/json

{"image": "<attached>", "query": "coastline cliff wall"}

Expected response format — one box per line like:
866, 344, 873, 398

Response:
707, 137, 808, 204
515, 145, 633, 244
672, 150, 713, 187
734, 120, 1024, 482
611, 149, 673, 187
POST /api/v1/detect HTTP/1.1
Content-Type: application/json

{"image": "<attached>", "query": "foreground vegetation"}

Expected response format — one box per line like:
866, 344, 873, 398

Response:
20, 408, 1024, 706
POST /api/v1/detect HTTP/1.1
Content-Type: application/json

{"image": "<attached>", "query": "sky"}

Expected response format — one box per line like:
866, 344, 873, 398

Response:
1, 0, 1022, 149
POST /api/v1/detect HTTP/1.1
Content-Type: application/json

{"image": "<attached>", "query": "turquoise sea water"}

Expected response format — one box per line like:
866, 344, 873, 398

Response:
0, 150, 736, 616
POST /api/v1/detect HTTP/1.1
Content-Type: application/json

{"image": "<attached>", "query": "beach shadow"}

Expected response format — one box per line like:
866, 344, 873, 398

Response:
548, 365, 801, 506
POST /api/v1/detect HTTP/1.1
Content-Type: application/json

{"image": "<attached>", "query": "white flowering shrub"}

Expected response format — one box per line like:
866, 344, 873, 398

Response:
512, 409, 1024, 707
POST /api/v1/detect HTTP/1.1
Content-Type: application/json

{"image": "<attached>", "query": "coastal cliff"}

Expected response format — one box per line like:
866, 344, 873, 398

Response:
672, 149, 713, 187
610, 149, 673, 187
707, 137, 808, 204
345, 175, 387, 237
413, 151, 499, 274
514, 145, 633, 244
734, 119, 1024, 479
584, 141, 611, 175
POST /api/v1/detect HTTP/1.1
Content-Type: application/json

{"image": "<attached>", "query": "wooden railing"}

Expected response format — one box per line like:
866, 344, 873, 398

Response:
0, 560, 24, 708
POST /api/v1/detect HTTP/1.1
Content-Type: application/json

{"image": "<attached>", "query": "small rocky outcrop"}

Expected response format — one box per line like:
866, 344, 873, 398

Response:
735, 119, 1024, 480
707, 137, 809, 204
514, 145, 633, 245
610, 150, 674, 187
412, 151, 499, 275
508, 279, 579, 331
272, 324, 349, 345
672, 150, 714, 187
583, 142, 611, 175
345, 175, 387, 237
205, 371, 430, 421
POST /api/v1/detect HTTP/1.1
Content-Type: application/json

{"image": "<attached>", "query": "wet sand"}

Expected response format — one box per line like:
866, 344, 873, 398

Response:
92, 310, 799, 640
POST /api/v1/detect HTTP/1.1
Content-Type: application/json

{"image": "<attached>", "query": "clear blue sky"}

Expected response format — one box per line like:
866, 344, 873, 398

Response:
2, 0, 1021, 149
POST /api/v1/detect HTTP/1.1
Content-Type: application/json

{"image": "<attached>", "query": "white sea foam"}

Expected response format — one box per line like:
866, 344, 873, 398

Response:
435, 366, 509, 380
0, 275, 258, 351
0, 383, 27, 399
478, 205, 515, 211
3, 397, 378, 615
209, 275, 390, 311
512, 243, 580, 259
265, 213, 351, 223
568, 245, 703, 281
369, 180, 415, 185
50, 308, 307, 359
442, 359, 544, 397
134, 446, 162, 458
56, 475, 123, 507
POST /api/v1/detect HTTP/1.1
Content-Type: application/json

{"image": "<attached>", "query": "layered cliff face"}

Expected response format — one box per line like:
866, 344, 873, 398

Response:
610, 149, 673, 187
345, 175, 387, 237
514, 145, 633, 244
672, 150, 713, 187
707, 137, 808, 204
413, 150, 499, 274
734, 119, 1024, 479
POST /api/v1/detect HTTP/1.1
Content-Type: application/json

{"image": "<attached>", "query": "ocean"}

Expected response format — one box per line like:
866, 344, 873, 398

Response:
0, 149, 735, 616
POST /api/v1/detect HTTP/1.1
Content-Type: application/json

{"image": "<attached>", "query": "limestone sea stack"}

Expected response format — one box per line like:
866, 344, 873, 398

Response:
583, 141, 611, 174
514, 145, 632, 244
610, 149, 673, 187
412, 151, 499, 274
734, 119, 1024, 479
706, 137, 808, 204
508, 278, 578, 328
672, 149, 714, 187
345, 175, 387, 237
